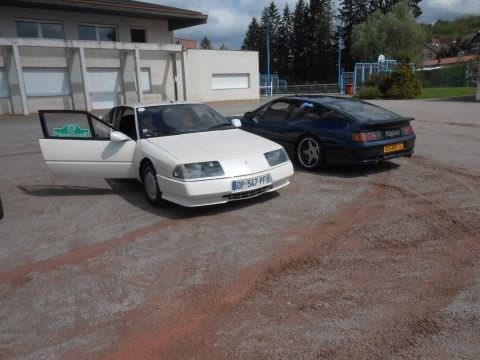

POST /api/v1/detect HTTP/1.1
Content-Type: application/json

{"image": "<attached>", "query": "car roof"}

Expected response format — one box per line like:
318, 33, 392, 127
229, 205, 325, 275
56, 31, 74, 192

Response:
118, 101, 195, 109
281, 95, 354, 105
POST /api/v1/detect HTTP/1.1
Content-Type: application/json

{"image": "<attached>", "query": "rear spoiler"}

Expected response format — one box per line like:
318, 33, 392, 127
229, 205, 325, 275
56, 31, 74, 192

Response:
361, 117, 414, 126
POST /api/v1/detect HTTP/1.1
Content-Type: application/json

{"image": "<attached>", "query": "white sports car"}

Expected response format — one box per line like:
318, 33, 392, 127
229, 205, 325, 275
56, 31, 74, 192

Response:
38, 102, 294, 207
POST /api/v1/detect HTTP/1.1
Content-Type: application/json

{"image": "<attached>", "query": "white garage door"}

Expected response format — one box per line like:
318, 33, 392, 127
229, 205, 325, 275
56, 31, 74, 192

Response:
212, 73, 250, 90
23, 68, 70, 96
87, 68, 122, 109
0, 68, 10, 97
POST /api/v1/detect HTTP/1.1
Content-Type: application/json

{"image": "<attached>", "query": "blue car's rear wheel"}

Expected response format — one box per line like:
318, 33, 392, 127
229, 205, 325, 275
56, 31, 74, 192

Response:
296, 136, 325, 170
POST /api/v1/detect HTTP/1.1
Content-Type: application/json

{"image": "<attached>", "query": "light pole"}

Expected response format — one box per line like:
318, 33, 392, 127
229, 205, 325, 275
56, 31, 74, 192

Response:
266, 21, 271, 96
337, 25, 344, 94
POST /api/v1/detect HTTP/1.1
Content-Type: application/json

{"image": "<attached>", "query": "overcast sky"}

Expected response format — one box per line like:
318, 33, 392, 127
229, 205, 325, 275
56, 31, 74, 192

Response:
148, 0, 480, 49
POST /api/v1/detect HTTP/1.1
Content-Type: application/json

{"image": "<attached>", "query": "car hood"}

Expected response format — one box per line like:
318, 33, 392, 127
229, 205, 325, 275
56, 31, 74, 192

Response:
146, 129, 284, 176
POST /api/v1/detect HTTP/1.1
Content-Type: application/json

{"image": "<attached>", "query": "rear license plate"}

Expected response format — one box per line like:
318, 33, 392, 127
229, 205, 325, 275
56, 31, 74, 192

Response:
384, 143, 404, 153
232, 174, 272, 192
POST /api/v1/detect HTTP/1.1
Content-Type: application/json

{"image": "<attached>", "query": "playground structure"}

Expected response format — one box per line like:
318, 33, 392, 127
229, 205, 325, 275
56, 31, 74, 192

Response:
340, 59, 416, 96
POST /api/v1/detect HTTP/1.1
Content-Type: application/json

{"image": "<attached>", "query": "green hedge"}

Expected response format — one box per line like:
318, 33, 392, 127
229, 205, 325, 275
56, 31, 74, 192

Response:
356, 65, 422, 99
358, 86, 383, 99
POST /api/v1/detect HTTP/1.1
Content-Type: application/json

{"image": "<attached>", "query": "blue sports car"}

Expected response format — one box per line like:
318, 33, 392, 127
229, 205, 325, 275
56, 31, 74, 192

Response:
240, 96, 416, 170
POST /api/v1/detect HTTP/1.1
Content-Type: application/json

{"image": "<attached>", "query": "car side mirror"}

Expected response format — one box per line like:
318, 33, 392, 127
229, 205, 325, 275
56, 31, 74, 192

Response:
231, 118, 242, 128
110, 131, 130, 142
244, 111, 253, 119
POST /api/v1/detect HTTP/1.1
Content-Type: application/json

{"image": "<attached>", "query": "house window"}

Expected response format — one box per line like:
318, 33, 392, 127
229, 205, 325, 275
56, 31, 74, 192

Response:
98, 26, 116, 41
16, 20, 64, 39
78, 25, 96, 40
78, 24, 117, 41
16, 21, 38, 38
131, 28, 146, 43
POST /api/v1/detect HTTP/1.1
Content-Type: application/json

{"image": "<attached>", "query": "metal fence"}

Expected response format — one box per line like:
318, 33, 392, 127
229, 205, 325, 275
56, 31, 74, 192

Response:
416, 62, 478, 88
260, 83, 339, 96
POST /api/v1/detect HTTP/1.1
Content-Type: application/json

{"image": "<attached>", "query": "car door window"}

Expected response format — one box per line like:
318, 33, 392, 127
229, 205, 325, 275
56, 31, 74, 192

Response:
92, 118, 111, 139
289, 101, 324, 121
117, 108, 137, 140
39, 110, 113, 140
263, 101, 292, 122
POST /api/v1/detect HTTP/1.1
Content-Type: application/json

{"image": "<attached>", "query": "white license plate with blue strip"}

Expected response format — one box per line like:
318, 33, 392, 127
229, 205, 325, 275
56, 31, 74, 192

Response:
231, 174, 272, 192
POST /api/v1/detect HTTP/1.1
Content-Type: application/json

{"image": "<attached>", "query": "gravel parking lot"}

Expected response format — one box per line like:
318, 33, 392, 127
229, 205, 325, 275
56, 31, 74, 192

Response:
0, 98, 479, 359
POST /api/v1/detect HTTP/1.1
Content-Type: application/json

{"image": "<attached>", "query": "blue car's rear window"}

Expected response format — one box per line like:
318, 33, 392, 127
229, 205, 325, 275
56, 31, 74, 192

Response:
327, 101, 401, 122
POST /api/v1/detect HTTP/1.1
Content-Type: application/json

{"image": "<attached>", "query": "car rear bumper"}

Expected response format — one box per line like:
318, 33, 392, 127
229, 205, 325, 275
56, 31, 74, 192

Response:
156, 161, 294, 207
326, 136, 416, 165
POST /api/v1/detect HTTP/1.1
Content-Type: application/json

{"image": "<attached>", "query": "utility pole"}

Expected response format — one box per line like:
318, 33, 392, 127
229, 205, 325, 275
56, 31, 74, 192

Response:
266, 21, 271, 96
476, 59, 480, 102
337, 25, 344, 95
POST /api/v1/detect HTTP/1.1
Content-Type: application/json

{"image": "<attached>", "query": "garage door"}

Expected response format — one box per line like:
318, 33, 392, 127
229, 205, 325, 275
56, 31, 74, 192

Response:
0, 68, 10, 97
212, 73, 250, 90
87, 68, 122, 109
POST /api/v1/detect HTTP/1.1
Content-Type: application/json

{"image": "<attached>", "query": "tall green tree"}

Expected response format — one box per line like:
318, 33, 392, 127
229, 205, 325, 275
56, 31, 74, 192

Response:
292, 0, 310, 82
200, 36, 213, 49
276, 4, 294, 80
352, 0, 426, 61
260, 2, 281, 74
241, 17, 262, 51
308, 0, 336, 81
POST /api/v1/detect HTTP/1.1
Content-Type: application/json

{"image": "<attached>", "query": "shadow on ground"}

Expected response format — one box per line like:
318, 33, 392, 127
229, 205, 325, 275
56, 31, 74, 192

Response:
295, 160, 401, 178
18, 180, 280, 220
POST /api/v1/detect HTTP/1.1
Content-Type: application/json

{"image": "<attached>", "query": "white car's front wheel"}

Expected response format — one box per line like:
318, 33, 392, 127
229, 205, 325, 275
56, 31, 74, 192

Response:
141, 161, 163, 207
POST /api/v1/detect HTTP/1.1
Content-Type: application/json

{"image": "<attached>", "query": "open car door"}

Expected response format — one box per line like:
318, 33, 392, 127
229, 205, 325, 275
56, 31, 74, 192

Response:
39, 110, 136, 179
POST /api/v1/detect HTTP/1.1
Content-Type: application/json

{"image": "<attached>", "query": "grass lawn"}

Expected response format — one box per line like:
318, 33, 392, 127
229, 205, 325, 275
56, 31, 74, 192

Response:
416, 87, 477, 99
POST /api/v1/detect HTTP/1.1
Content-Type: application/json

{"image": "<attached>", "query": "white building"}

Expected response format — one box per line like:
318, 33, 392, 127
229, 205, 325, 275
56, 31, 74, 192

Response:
0, 0, 259, 115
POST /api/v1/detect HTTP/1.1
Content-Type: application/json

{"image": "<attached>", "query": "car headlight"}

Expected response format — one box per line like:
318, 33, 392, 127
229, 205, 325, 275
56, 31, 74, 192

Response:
172, 161, 225, 180
264, 149, 289, 167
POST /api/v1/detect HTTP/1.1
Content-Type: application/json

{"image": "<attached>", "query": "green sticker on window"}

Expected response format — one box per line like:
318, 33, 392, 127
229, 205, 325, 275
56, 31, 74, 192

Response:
52, 124, 91, 138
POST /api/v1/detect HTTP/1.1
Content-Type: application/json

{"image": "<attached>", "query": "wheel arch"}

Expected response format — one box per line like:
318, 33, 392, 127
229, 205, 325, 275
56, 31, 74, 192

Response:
139, 157, 153, 182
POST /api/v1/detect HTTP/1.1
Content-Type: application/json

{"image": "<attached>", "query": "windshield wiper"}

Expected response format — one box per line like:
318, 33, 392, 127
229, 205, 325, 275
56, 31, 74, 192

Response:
208, 123, 235, 131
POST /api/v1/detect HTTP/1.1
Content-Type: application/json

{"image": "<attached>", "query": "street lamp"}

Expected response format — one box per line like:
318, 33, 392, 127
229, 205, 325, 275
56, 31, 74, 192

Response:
266, 21, 271, 96
337, 25, 345, 93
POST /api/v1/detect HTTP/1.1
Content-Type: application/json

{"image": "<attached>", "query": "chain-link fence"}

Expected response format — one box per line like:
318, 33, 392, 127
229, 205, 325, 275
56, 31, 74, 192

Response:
260, 83, 339, 96
416, 61, 478, 88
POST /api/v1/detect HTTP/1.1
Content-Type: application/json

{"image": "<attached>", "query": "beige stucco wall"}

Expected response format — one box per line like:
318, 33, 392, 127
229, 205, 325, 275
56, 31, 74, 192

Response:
185, 49, 259, 103
0, 6, 172, 44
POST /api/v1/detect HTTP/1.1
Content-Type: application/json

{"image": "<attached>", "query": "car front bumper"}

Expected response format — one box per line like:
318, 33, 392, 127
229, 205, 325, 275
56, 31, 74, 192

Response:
156, 161, 294, 207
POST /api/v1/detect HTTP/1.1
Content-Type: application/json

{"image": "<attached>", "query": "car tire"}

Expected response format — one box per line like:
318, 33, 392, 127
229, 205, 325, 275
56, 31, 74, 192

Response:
141, 161, 163, 207
296, 135, 325, 171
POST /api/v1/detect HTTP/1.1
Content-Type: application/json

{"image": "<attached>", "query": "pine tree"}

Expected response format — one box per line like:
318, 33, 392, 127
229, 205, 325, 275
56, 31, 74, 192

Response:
200, 36, 213, 49
218, 43, 228, 50
292, 0, 310, 82
308, 0, 335, 81
260, 2, 281, 74
241, 17, 262, 51
277, 4, 294, 80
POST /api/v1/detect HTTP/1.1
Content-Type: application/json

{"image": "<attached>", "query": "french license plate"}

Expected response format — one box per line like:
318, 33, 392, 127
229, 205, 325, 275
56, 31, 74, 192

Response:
231, 174, 272, 192
384, 143, 404, 153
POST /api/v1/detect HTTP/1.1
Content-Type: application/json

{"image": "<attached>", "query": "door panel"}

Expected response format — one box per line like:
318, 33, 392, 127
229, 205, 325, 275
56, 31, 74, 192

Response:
39, 110, 136, 179
252, 101, 292, 146
39, 139, 136, 178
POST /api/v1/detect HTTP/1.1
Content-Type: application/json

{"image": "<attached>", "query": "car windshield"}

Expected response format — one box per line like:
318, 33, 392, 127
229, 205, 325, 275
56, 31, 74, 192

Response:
327, 100, 401, 122
137, 104, 233, 138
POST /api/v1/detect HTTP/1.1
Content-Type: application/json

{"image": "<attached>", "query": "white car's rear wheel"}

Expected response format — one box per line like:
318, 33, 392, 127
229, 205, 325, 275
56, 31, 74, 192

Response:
141, 161, 163, 207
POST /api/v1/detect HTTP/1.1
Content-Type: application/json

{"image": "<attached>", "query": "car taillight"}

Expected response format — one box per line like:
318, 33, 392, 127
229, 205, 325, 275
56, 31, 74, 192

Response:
352, 131, 379, 142
402, 125, 414, 135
